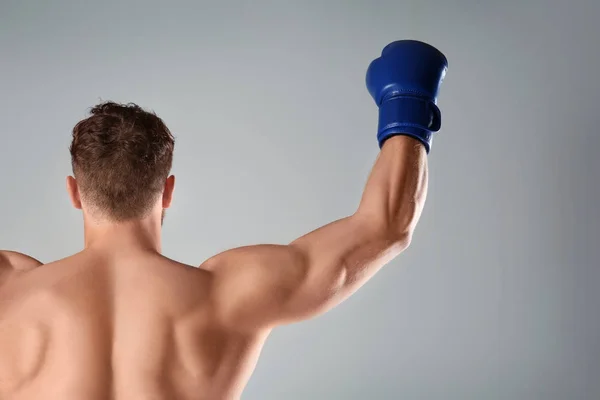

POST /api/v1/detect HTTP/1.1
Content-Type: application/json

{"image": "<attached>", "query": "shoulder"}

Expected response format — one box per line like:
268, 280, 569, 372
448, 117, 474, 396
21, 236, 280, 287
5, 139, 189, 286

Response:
0, 250, 43, 272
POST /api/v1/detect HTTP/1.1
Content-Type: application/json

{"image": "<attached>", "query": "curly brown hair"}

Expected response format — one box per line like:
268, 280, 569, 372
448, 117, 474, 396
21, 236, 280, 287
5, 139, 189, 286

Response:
70, 102, 175, 221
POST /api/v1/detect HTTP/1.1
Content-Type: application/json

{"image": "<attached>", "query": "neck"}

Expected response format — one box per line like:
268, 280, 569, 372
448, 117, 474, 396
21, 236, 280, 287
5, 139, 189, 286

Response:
83, 213, 163, 254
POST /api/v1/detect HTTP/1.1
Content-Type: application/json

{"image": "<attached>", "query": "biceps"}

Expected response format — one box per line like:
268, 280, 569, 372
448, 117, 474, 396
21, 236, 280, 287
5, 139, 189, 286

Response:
283, 216, 408, 319
209, 217, 406, 330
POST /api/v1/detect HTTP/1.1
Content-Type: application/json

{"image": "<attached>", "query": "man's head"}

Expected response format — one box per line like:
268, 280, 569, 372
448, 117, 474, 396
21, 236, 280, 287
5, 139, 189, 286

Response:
67, 102, 175, 224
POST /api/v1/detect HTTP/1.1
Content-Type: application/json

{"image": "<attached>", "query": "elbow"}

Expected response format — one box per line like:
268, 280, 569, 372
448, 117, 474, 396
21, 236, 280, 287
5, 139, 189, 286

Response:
397, 230, 413, 251
383, 220, 416, 254
352, 211, 414, 254
355, 208, 418, 251
386, 228, 413, 254
388, 199, 423, 248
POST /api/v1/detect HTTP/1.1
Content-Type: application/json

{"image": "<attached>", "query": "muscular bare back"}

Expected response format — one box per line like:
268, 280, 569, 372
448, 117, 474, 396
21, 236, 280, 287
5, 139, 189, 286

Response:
0, 39, 447, 400
0, 135, 428, 399
0, 250, 266, 399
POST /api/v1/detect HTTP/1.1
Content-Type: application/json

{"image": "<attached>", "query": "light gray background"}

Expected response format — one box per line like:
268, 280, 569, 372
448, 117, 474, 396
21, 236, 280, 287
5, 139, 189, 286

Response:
1, 0, 598, 399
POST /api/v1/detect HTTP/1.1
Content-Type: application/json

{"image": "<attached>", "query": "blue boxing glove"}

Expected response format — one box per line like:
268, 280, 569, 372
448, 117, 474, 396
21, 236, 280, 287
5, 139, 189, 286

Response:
366, 40, 448, 153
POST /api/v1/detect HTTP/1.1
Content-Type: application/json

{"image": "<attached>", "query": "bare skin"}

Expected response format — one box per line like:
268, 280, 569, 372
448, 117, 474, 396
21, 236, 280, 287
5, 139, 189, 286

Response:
0, 135, 428, 400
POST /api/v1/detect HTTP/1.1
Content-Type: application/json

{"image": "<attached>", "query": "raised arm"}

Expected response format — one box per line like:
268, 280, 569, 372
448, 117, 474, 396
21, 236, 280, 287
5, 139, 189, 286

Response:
205, 40, 448, 332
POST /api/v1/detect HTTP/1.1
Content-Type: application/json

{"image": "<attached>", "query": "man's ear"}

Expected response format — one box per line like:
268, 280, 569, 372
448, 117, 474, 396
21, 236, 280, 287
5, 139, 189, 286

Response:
66, 176, 82, 209
162, 175, 175, 209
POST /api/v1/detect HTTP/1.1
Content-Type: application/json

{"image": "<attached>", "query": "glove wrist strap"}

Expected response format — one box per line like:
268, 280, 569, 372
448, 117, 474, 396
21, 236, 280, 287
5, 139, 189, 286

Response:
377, 95, 441, 153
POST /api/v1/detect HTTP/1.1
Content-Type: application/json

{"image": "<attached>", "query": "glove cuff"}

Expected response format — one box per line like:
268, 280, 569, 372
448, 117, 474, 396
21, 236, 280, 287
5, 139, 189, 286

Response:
377, 95, 441, 153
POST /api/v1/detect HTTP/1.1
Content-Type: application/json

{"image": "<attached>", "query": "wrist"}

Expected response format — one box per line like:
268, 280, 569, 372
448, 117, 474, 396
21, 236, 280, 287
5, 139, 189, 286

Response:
377, 95, 441, 152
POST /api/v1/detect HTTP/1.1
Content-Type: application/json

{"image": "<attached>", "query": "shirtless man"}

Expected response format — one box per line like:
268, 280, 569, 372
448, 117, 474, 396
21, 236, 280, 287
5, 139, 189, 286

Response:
0, 40, 447, 399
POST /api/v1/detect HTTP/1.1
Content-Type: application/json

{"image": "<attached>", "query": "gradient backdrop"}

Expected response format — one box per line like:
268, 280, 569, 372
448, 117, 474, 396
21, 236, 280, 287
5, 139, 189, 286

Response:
1, 1, 598, 399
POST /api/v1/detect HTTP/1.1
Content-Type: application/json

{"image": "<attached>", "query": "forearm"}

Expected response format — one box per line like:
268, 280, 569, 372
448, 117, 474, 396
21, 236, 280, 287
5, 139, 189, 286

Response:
208, 144, 427, 326
287, 136, 428, 307
356, 135, 428, 237
293, 135, 428, 257
209, 130, 431, 327
209, 41, 445, 328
